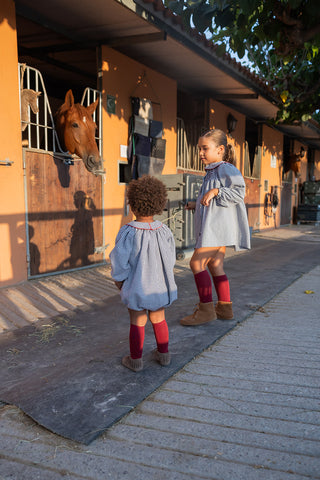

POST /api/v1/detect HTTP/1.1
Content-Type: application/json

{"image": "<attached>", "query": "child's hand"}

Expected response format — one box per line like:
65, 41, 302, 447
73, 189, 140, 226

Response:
185, 201, 196, 210
200, 189, 219, 206
114, 280, 124, 290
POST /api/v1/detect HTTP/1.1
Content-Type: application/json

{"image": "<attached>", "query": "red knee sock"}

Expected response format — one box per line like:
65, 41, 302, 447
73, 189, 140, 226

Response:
213, 274, 231, 302
129, 324, 145, 359
152, 320, 169, 353
194, 270, 213, 303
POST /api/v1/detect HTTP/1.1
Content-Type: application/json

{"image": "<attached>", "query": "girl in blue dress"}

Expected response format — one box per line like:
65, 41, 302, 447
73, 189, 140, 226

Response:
110, 175, 177, 371
181, 129, 250, 326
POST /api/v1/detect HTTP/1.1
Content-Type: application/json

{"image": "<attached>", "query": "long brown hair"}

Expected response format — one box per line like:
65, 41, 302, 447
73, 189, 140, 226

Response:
201, 129, 236, 165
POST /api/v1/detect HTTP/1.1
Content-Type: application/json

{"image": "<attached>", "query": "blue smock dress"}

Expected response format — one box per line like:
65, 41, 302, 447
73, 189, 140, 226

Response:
195, 161, 251, 251
110, 220, 177, 311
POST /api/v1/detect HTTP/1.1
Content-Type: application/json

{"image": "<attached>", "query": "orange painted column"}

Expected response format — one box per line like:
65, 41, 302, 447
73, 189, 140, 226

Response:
0, 0, 27, 286
260, 125, 283, 229
100, 46, 177, 259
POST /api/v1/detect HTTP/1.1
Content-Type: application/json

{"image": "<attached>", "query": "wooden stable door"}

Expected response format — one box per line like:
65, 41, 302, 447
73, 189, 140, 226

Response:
244, 178, 261, 231
281, 182, 293, 225
24, 150, 104, 277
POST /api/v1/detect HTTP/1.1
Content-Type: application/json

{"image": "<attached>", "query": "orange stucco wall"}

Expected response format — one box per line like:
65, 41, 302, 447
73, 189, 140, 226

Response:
101, 46, 177, 259
0, 0, 26, 287
260, 125, 283, 228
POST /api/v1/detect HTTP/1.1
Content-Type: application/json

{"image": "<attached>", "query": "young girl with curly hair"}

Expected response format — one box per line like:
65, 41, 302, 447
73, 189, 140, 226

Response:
110, 175, 177, 372
181, 128, 250, 326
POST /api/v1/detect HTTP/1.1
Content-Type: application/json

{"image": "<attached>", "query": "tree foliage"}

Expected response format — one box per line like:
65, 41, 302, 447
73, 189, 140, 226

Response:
165, 0, 320, 124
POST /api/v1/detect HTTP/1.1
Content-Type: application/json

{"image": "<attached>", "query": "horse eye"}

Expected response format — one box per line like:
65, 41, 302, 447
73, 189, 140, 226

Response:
72, 122, 79, 128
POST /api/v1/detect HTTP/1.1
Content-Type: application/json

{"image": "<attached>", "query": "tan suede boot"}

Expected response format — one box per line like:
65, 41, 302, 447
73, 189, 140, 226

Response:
215, 301, 234, 320
122, 355, 143, 372
180, 302, 217, 326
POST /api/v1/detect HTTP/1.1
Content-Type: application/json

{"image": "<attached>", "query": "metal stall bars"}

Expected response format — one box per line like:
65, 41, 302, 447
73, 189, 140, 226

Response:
81, 87, 103, 158
155, 174, 185, 258
19, 64, 102, 162
155, 173, 204, 259
19, 63, 59, 153
81, 87, 106, 256
177, 117, 203, 172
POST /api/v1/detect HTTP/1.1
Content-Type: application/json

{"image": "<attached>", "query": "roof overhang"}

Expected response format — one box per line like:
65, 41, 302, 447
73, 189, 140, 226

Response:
14, 0, 320, 150
276, 122, 320, 150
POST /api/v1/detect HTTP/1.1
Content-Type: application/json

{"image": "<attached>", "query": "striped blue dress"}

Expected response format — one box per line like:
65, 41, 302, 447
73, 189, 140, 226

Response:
195, 161, 251, 251
110, 220, 177, 311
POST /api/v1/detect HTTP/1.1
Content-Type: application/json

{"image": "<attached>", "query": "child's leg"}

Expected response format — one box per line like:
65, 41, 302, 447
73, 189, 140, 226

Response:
207, 247, 230, 301
122, 309, 147, 372
189, 247, 222, 303
149, 309, 171, 366
207, 247, 233, 320
194, 270, 213, 303
128, 309, 147, 358
180, 248, 217, 326
212, 275, 230, 302
149, 308, 168, 353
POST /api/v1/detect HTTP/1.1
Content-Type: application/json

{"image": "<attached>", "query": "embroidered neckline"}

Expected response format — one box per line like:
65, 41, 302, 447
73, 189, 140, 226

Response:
205, 161, 226, 171
127, 220, 162, 231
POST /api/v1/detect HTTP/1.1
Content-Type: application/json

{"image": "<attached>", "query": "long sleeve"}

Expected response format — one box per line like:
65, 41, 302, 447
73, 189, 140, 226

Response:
215, 164, 246, 207
110, 226, 133, 282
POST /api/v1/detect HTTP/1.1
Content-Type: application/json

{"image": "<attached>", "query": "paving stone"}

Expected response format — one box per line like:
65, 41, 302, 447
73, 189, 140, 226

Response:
0, 228, 319, 480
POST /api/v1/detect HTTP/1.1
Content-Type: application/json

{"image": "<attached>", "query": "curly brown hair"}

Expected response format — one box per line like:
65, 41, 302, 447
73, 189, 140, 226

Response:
127, 175, 167, 217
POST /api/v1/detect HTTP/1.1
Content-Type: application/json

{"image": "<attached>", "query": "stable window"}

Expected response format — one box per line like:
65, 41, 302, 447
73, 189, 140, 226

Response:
118, 161, 131, 185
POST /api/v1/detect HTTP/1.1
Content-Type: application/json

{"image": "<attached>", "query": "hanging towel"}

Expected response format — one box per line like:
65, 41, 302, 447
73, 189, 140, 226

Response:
149, 119, 163, 138
151, 138, 166, 159
136, 155, 165, 177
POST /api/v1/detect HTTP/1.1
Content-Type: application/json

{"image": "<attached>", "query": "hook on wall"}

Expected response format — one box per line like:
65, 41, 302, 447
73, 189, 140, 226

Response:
0, 158, 14, 166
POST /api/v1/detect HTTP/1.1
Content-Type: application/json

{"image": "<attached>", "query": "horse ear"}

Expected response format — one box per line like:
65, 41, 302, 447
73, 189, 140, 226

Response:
65, 90, 74, 108
87, 98, 99, 117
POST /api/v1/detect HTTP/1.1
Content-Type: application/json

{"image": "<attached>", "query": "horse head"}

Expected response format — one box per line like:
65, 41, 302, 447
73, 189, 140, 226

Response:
55, 90, 105, 176
284, 148, 305, 177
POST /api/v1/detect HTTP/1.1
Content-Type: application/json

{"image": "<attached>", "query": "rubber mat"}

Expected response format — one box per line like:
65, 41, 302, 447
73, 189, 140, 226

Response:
0, 234, 319, 444
0, 291, 235, 444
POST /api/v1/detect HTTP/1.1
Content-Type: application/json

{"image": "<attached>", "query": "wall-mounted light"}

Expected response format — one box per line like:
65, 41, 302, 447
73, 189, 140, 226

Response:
227, 113, 238, 135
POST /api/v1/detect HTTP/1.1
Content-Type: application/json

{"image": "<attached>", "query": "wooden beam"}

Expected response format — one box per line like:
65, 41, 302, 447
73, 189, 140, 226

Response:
101, 31, 167, 47
18, 46, 96, 81
213, 93, 259, 100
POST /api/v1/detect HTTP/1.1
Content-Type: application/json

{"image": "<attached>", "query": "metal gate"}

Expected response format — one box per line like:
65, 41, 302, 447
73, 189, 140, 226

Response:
281, 182, 293, 225
20, 65, 105, 277
155, 173, 204, 257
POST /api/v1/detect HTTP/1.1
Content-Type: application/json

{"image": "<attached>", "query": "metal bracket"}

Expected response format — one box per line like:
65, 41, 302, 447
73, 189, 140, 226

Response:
0, 158, 14, 166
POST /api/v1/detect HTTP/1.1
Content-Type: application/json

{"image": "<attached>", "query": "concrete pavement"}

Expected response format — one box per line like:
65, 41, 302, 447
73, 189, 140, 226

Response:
0, 223, 317, 335
0, 225, 320, 479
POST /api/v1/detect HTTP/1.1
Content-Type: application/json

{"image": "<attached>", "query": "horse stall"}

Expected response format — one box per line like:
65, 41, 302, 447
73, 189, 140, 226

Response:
20, 65, 105, 277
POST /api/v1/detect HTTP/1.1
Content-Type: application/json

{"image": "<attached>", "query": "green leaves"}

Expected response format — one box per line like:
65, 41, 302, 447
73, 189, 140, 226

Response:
172, 0, 320, 124
193, 3, 217, 31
